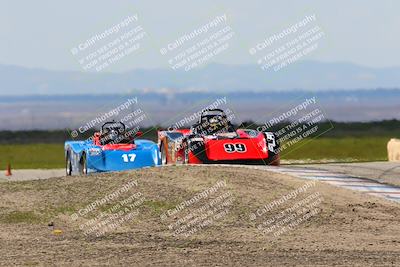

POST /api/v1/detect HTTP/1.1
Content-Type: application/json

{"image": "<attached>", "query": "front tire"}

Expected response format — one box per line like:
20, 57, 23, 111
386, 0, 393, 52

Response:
160, 142, 167, 165
79, 152, 88, 175
65, 151, 72, 176
182, 139, 189, 164
268, 154, 280, 166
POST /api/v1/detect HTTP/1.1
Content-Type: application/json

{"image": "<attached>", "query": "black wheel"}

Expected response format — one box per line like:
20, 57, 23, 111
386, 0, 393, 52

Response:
160, 143, 167, 165
79, 152, 88, 175
65, 151, 72, 176
187, 135, 208, 163
267, 154, 280, 166
182, 139, 189, 164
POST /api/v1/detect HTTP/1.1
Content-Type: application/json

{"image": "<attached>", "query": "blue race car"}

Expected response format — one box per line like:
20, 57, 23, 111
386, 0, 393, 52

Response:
65, 121, 160, 175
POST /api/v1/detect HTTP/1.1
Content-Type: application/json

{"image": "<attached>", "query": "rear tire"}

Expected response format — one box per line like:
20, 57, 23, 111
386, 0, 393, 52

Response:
65, 151, 72, 176
264, 132, 280, 166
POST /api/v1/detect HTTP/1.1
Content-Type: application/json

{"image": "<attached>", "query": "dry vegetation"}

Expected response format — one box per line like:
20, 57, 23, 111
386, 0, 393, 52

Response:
0, 166, 399, 266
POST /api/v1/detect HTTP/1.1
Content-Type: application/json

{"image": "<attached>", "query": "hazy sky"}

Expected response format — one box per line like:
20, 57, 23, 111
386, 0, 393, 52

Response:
1, 0, 399, 72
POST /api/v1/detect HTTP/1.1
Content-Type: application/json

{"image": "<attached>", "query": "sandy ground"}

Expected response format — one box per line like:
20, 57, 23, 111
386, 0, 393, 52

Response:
290, 162, 400, 187
0, 166, 399, 266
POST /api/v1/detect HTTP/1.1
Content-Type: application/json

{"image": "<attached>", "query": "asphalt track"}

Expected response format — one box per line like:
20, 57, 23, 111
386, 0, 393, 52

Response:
190, 162, 400, 203
0, 168, 65, 181
255, 164, 400, 203
1, 162, 399, 203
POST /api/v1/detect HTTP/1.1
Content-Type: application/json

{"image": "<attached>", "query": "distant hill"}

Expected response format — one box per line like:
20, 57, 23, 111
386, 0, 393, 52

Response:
1, 61, 400, 95
1, 89, 400, 130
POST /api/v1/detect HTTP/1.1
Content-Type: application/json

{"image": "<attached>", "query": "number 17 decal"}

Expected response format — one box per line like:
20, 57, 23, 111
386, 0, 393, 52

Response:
224, 143, 247, 153
122, 153, 136, 162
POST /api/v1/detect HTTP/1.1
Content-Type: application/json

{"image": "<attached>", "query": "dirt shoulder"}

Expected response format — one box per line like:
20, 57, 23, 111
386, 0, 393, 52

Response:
0, 165, 399, 266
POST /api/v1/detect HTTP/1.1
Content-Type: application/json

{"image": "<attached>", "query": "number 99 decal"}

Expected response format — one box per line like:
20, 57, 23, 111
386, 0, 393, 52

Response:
224, 143, 247, 153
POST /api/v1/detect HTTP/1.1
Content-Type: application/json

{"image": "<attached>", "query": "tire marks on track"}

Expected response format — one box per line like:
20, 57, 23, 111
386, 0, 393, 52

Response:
263, 166, 400, 203
186, 164, 400, 203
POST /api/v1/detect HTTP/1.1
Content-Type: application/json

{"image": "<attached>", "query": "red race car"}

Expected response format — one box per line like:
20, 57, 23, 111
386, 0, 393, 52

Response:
158, 109, 280, 166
